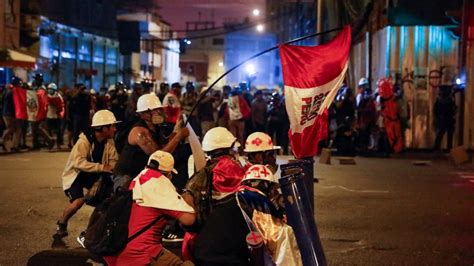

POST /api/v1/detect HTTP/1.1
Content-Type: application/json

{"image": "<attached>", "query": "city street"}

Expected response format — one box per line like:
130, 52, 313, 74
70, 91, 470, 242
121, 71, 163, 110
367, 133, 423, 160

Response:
0, 150, 472, 265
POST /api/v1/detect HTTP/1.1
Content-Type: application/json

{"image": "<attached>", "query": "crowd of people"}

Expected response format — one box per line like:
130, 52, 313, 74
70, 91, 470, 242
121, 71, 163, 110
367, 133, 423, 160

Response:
51, 89, 301, 265
328, 77, 457, 156
0, 76, 291, 155
0, 73, 458, 265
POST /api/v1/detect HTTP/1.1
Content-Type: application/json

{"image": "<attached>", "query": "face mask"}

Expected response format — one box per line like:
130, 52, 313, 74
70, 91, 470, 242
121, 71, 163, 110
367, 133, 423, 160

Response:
48, 89, 54, 95
151, 114, 164, 124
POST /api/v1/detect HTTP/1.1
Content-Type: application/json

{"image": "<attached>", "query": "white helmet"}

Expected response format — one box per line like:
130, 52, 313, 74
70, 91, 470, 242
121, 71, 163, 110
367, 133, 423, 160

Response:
358, 77, 369, 86
91, 110, 121, 127
47, 83, 58, 90
107, 84, 116, 92
202, 127, 240, 152
136, 93, 163, 113
148, 150, 178, 174
243, 164, 278, 183
244, 132, 280, 153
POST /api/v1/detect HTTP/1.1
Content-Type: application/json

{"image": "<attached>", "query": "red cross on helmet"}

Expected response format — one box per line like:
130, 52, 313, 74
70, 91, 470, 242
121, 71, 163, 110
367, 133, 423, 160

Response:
242, 164, 278, 183
244, 132, 281, 153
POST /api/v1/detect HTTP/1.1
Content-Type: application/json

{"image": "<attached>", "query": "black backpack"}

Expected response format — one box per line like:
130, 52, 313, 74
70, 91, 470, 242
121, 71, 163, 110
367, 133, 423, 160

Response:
84, 189, 162, 256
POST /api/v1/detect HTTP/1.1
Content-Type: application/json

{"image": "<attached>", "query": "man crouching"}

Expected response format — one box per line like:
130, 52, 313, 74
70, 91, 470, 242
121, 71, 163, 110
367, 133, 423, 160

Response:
104, 150, 195, 266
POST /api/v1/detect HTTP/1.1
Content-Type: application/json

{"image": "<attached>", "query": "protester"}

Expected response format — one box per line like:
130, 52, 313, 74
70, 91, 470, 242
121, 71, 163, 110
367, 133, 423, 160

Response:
46, 83, 65, 149
114, 93, 189, 190
250, 90, 268, 133
227, 88, 251, 152
244, 132, 280, 173
55, 110, 119, 237
267, 92, 290, 155
163, 82, 182, 125
104, 151, 195, 266
377, 78, 403, 154
2, 83, 16, 152
70, 84, 92, 143
237, 165, 302, 265
196, 88, 215, 138
182, 127, 250, 265
433, 85, 456, 152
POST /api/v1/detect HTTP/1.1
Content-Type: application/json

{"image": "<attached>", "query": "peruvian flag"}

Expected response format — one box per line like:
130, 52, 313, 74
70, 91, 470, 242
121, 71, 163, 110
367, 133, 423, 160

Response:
279, 26, 351, 158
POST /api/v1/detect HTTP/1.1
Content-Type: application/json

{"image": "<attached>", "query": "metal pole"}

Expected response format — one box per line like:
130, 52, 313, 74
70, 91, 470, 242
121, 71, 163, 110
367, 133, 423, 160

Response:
317, 0, 323, 44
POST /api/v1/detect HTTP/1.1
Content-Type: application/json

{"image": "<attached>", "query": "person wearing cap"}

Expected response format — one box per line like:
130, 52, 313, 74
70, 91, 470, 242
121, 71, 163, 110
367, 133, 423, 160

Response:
104, 151, 195, 266
182, 127, 251, 265
55, 110, 120, 237
46, 83, 65, 149
162, 82, 182, 124
237, 165, 302, 266
244, 132, 280, 173
114, 93, 189, 190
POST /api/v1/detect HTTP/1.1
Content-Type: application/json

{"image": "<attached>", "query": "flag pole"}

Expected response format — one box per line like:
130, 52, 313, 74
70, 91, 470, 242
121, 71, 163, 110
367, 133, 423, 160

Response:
184, 26, 344, 126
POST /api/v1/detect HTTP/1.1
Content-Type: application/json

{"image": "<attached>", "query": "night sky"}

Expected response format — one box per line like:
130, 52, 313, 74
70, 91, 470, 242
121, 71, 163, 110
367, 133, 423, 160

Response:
156, 0, 265, 31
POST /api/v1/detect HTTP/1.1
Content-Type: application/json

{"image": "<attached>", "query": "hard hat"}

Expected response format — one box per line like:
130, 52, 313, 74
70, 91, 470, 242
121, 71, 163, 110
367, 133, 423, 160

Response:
136, 93, 163, 112
148, 150, 178, 174
108, 85, 116, 92
90, 89, 96, 95
244, 132, 280, 153
243, 164, 278, 183
47, 83, 58, 90
91, 110, 121, 127
202, 127, 240, 152
358, 77, 369, 86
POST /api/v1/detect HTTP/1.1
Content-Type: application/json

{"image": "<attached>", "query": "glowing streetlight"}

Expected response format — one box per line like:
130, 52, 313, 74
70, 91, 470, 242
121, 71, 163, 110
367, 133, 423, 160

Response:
256, 24, 264, 32
252, 9, 260, 16
246, 64, 256, 75
218, 61, 224, 67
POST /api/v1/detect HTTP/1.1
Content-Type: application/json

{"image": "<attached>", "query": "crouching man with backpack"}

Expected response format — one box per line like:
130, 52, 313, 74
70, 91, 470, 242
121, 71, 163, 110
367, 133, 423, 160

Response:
56, 110, 119, 237
103, 150, 195, 266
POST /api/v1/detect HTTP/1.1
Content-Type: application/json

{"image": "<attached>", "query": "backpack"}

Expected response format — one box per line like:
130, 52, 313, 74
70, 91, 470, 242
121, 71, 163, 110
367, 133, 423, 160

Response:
83, 189, 162, 256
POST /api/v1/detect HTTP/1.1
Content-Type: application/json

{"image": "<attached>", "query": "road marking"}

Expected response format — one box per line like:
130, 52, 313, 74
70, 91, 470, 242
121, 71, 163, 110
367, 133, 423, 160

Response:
319, 185, 389, 193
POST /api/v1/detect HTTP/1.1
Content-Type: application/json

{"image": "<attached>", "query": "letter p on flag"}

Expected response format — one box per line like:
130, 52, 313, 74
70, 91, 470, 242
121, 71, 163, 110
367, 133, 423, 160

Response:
279, 26, 351, 159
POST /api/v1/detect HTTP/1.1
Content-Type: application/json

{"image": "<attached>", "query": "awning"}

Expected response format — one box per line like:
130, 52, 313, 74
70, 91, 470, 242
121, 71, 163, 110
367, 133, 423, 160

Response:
0, 49, 36, 69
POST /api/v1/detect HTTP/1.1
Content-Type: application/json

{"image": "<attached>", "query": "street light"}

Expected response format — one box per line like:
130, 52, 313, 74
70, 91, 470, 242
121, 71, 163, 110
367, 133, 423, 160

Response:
218, 61, 224, 67
252, 9, 260, 16
256, 24, 264, 32
246, 64, 256, 75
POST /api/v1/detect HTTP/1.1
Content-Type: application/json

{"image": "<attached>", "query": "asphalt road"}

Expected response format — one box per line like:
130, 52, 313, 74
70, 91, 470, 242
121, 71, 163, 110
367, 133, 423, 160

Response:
0, 150, 473, 265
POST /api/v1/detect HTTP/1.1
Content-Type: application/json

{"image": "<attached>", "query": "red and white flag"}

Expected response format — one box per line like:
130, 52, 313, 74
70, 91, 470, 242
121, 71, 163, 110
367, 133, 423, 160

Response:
279, 26, 351, 158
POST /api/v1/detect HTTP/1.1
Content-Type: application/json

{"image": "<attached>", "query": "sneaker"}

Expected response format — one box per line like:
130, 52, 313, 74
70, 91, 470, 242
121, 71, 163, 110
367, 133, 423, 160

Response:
77, 231, 86, 248
56, 221, 68, 237
162, 230, 184, 242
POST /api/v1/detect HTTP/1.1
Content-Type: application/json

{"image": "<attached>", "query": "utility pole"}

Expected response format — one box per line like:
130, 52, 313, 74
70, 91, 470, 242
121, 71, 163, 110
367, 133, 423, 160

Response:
316, 0, 323, 44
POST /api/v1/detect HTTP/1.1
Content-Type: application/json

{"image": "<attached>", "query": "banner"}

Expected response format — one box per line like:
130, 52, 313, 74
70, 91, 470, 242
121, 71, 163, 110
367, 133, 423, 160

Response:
279, 26, 351, 158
